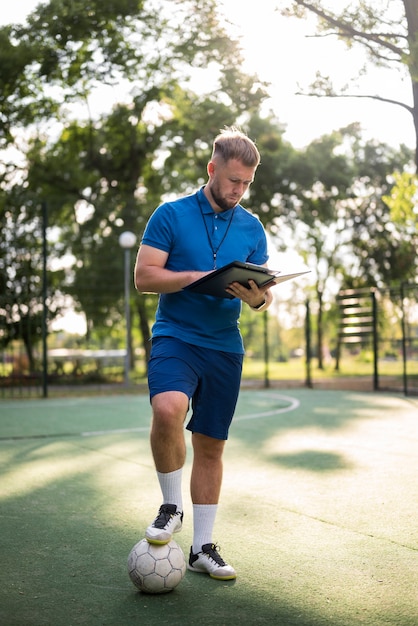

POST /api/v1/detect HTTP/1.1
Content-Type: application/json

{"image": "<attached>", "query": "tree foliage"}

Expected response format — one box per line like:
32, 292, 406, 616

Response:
263, 122, 414, 365
1, 0, 261, 146
0, 186, 65, 371
0, 0, 271, 364
2, 0, 417, 378
383, 170, 418, 225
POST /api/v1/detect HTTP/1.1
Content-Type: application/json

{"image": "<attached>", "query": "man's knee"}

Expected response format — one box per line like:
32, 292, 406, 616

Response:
152, 391, 189, 428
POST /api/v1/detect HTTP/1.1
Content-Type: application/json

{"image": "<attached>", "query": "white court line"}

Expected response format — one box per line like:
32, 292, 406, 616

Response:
80, 393, 300, 437
81, 426, 150, 437
234, 392, 300, 422
0, 397, 129, 409
0, 392, 299, 440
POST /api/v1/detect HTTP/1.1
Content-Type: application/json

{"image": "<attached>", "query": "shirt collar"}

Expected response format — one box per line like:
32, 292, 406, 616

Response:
197, 186, 236, 220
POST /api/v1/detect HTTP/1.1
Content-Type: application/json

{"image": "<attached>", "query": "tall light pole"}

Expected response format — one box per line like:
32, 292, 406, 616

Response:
119, 231, 137, 384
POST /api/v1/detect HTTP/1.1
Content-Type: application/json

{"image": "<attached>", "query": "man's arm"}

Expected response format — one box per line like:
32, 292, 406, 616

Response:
134, 244, 209, 294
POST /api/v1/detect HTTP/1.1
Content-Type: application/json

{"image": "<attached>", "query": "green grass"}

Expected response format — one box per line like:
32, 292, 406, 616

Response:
242, 356, 418, 381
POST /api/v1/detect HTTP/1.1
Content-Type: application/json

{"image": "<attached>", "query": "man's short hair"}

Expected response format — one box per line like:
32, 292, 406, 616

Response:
212, 126, 261, 168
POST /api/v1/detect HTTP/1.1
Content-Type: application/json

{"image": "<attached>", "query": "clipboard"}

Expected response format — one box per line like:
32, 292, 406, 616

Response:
183, 260, 310, 299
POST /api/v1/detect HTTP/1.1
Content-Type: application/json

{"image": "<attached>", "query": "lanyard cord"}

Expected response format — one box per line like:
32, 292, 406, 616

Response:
196, 194, 236, 269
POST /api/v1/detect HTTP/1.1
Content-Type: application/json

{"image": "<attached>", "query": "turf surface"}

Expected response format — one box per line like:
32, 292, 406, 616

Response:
1, 389, 417, 625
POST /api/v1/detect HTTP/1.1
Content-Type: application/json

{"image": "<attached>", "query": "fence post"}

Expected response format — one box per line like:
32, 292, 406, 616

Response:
305, 299, 312, 388
371, 289, 378, 391
41, 201, 48, 399
263, 310, 269, 388
400, 282, 408, 396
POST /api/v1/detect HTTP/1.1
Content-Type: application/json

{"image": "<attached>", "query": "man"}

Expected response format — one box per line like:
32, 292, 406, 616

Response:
134, 127, 273, 580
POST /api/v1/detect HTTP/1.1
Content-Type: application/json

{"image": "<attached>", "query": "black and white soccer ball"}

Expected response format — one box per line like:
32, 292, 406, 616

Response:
127, 539, 186, 594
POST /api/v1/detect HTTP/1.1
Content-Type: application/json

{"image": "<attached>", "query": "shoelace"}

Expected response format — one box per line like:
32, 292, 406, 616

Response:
204, 544, 227, 566
153, 506, 177, 529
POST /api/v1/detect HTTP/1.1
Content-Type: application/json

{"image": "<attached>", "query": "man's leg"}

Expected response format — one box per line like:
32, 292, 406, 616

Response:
150, 391, 189, 472
145, 391, 189, 545
188, 433, 236, 580
190, 432, 225, 504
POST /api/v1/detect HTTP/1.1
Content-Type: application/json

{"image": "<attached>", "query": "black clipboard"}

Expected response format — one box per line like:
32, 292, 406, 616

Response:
183, 260, 309, 299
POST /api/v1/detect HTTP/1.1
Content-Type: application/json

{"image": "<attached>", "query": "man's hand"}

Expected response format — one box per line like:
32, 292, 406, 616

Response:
225, 279, 274, 310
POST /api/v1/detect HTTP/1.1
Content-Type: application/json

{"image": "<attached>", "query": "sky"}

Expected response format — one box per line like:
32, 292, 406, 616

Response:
220, 0, 414, 151
1, 0, 415, 152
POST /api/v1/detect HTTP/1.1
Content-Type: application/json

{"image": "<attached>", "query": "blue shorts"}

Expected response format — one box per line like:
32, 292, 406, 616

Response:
148, 336, 243, 440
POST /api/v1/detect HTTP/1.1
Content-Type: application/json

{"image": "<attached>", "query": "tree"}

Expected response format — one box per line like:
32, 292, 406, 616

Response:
270, 125, 359, 368
2, 0, 270, 368
340, 138, 416, 289
383, 170, 418, 226
380, 170, 418, 283
280, 1, 418, 169
0, 186, 65, 373
262, 122, 414, 367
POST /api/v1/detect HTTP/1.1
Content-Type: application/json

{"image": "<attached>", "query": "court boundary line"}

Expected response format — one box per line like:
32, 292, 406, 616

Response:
234, 392, 300, 421
0, 392, 299, 441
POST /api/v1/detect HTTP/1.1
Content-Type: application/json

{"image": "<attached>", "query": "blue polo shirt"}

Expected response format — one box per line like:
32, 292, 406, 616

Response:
141, 187, 268, 353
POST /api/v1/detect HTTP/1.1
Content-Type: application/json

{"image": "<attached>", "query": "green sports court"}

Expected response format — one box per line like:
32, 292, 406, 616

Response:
1, 388, 417, 625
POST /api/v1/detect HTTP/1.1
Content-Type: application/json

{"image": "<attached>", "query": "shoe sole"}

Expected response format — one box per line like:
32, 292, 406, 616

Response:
145, 537, 170, 545
145, 525, 182, 545
187, 564, 236, 580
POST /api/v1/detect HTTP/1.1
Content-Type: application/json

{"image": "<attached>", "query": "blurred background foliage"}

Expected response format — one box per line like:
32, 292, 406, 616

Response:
0, 0, 417, 392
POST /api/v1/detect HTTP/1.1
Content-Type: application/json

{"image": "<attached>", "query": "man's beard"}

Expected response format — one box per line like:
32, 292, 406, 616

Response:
211, 187, 238, 212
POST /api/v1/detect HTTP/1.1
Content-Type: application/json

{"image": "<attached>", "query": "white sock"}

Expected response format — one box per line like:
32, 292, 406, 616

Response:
192, 504, 218, 554
157, 469, 183, 512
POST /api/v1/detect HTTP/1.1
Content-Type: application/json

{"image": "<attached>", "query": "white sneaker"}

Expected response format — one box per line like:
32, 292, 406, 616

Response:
188, 543, 236, 580
145, 504, 183, 545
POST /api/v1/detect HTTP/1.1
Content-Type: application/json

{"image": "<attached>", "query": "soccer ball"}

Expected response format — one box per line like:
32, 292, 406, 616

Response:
127, 539, 186, 594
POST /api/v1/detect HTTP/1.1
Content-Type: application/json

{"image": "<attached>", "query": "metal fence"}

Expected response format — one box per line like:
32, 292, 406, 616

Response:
310, 284, 418, 396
